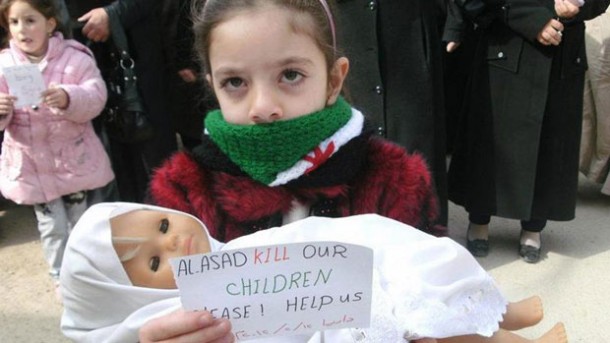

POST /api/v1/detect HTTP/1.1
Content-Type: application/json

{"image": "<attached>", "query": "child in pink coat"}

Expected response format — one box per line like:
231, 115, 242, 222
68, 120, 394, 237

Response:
0, 0, 114, 286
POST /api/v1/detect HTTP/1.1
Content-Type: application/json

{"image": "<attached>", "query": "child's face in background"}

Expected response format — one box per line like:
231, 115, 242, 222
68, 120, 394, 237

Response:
7, 1, 56, 58
111, 210, 212, 289
207, 5, 348, 125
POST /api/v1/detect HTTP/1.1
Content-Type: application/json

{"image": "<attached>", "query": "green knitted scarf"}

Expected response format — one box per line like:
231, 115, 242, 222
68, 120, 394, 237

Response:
205, 97, 352, 185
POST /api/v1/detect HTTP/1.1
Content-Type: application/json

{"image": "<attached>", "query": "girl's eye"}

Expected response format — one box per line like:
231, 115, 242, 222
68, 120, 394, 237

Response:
222, 77, 244, 90
159, 218, 169, 234
282, 70, 302, 82
149, 256, 160, 272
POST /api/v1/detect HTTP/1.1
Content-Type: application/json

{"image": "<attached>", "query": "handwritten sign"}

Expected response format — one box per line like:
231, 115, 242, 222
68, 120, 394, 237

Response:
170, 242, 373, 341
2, 64, 46, 108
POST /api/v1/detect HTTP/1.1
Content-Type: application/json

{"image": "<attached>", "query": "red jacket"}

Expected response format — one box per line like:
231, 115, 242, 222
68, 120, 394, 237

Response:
149, 135, 439, 241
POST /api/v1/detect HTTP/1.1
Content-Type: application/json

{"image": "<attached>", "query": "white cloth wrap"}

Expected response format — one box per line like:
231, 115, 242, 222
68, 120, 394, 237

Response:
226, 215, 507, 341
61, 203, 507, 343
60, 202, 223, 343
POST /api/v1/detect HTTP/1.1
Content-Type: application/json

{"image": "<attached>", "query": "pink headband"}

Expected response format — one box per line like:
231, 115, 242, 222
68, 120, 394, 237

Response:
318, 0, 336, 51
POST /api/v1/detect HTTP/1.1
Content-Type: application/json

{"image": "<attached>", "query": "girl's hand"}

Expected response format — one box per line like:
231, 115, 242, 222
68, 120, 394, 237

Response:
42, 85, 69, 109
140, 310, 235, 343
0, 93, 17, 117
555, 0, 581, 18
536, 19, 564, 46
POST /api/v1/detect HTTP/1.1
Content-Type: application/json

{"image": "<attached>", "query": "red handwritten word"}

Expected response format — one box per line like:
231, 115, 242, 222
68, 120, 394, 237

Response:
234, 321, 313, 341
274, 321, 313, 334
253, 246, 290, 264
322, 314, 355, 327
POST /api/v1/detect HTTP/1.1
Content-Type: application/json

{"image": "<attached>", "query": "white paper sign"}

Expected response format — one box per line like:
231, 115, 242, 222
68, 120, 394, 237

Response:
170, 242, 373, 341
2, 64, 46, 108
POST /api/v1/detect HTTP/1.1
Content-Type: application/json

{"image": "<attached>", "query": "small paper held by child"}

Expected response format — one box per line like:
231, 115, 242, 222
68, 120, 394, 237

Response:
170, 242, 373, 341
2, 64, 46, 108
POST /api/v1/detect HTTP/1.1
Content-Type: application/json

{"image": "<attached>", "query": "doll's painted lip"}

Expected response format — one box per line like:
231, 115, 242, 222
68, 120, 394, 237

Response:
184, 235, 193, 255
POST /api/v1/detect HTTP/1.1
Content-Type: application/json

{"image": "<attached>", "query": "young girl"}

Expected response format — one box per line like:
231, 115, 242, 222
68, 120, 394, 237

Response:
137, 0, 566, 341
148, 0, 440, 242
60, 202, 567, 342
0, 0, 114, 285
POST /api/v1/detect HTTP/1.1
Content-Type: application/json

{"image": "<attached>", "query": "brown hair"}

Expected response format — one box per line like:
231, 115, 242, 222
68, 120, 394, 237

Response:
191, 0, 338, 75
0, 0, 66, 36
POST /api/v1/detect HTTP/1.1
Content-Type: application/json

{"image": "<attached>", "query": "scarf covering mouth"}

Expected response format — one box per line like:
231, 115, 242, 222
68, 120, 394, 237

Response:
205, 97, 363, 185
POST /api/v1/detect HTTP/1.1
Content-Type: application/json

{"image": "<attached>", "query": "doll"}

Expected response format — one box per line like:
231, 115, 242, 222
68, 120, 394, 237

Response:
60, 203, 566, 342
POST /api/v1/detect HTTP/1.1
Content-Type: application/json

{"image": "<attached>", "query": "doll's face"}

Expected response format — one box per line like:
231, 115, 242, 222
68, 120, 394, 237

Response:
111, 209, 211, 289
206, 5, 348, 125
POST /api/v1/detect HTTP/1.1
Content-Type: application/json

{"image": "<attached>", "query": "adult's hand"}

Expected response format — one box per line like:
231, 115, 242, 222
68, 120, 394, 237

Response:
536, 19, 564, 46
140, 310, 235, 343
555, 0, 581, 19
446, 41, 461, 53
178, 69, 198, 83
78, 8, 110, 42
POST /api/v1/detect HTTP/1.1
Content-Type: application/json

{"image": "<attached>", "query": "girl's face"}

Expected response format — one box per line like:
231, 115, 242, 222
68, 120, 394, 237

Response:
111, 210, 212, 289
7, 1, 56, 58
207, 5, 348, 125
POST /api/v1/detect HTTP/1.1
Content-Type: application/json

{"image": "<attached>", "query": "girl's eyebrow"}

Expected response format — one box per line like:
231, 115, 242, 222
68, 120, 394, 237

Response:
275, 57, 314, 68
213, 66, 241, 78
214, 57, 314, 77
10, 15, 34, 20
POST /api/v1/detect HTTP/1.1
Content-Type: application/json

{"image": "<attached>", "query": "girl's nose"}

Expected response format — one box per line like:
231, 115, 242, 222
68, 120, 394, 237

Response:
248, 87, 283, 123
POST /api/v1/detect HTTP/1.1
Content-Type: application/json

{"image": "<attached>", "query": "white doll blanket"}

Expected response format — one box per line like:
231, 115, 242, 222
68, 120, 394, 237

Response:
226, 215, 507, 341
60, 203, 507, 342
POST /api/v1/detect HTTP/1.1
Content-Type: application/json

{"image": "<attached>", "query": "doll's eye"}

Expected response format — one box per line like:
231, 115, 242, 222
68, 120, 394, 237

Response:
159, 218, 169, 234
149, 256, 160, 272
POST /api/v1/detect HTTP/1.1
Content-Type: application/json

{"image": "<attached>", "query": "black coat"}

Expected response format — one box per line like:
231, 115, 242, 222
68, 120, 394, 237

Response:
66, 0, 177, 201
448, 0, 610, 221
336, 0, 459, 225
105, 0, 176, 152
163, 0, 213, 146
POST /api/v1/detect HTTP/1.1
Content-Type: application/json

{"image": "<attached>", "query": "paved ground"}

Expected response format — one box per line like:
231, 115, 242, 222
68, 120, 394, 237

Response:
0, 197, 66, 342
449, 175, 610, 342
0, 175, 608, 342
